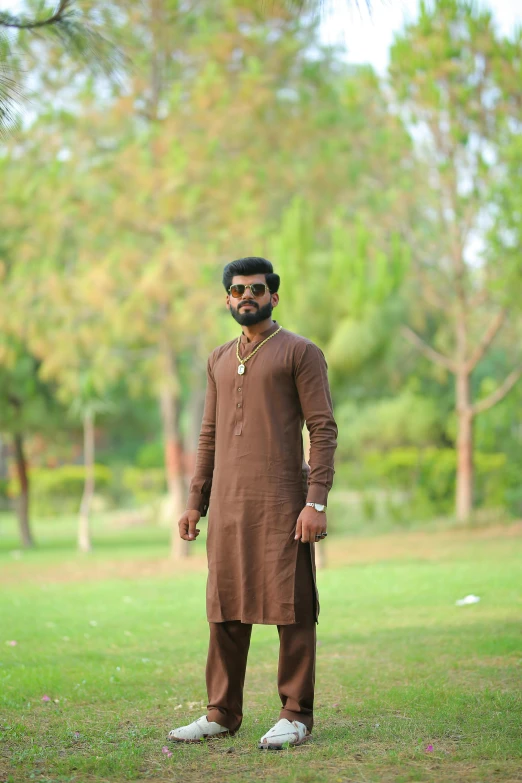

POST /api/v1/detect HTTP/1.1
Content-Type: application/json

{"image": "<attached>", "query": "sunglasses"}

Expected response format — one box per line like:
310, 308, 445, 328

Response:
228, 283, 270, 299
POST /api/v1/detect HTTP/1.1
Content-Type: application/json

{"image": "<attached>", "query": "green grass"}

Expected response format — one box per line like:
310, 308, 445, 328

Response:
1, 518, 521, 783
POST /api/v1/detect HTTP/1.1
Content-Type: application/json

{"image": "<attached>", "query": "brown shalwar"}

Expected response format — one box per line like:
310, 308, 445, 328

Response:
185, 320, 338, 730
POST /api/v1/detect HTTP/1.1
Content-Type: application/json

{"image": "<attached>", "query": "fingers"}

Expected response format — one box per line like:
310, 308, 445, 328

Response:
294, 516, 303, 541
299, 515, 327, 544
187, 517, 198, 540
178, 518, 188, 540
178, 516, 201, 541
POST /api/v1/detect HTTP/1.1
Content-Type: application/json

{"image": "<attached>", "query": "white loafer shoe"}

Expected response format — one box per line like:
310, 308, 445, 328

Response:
167, 715, 232, 743
258, 718, 311, 750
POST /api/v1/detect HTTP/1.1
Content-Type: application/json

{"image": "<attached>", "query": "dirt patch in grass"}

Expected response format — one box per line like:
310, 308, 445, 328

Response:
1, 522, 521, 587
0, 551, 208, 586
325, 522, 522, 569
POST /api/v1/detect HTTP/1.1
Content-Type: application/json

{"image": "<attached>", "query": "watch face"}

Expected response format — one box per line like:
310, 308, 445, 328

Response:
315, 504, 325, 512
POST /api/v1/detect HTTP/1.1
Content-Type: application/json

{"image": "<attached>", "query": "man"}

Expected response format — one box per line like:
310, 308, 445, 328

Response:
168, 256, 338, 750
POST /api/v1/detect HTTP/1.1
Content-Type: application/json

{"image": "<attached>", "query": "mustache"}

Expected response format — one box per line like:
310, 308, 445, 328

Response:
238, 301, 258, 308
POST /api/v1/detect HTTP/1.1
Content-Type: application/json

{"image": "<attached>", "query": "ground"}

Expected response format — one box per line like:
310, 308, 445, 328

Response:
1, 517, 521, 783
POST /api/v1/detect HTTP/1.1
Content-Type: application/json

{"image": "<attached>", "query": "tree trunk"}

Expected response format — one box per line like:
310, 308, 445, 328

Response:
159, 341, 188, 559
78, 410, 94, 553
455, 372, 474, 522
13, 433, 34, 548
184, 373, 205, 480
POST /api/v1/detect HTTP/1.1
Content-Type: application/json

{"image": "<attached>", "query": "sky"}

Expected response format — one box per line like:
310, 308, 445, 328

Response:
319, 0, 522, 73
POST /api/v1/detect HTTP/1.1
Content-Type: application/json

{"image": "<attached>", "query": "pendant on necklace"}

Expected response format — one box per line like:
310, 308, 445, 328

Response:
238, 364, 245, 375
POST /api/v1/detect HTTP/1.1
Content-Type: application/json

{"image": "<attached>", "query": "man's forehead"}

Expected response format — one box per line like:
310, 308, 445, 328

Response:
231, 274, 266, 284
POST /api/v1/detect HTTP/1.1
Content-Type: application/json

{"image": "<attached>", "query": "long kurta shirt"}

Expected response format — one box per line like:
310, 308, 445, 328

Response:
186, 320, 338, 625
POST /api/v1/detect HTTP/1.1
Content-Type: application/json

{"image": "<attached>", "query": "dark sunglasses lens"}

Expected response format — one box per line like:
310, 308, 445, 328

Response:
250, 284, 267, 297
230, 285, 245, 298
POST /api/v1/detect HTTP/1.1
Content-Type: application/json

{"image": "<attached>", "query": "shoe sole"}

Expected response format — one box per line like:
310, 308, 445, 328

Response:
168, 730, 236, 744
258, 733, 311, 750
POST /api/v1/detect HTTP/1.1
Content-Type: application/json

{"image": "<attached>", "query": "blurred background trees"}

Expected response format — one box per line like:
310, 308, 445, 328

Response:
0, 0, 521, 554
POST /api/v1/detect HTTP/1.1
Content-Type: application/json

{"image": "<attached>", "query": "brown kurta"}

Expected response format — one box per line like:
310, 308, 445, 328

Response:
186, 320, 338, 625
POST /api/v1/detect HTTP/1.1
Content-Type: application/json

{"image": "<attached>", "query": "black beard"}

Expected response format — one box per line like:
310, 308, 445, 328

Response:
230, 299, 273, 326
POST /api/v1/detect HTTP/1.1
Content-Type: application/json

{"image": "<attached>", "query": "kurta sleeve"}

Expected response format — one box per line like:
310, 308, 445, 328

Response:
185, 355, 217, 516
294, 342, 338, 506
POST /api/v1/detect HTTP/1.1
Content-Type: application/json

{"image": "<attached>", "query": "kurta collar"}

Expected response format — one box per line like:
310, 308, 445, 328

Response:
240, 320, 280, 345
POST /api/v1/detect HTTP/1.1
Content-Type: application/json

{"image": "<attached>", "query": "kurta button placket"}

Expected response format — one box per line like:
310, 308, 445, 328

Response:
235, 372, 244, 435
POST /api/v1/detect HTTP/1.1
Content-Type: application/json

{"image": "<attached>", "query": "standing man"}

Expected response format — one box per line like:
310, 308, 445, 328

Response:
168, 257, 338, 750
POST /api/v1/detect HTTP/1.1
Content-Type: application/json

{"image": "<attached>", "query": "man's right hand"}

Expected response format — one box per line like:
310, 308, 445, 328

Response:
178, 510, 202, 541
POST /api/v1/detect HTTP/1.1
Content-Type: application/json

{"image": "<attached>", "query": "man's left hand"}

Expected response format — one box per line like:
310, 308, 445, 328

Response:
295, 506, 327, 543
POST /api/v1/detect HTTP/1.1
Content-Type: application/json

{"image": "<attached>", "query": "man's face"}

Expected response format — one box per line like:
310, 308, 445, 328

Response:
226, 274, 279, 326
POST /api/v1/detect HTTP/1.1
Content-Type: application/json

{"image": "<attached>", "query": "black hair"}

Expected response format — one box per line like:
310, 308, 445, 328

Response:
222, 256, 280, 294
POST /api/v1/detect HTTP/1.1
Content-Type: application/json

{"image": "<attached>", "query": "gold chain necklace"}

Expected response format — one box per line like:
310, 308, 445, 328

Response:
235, 325, 282, 375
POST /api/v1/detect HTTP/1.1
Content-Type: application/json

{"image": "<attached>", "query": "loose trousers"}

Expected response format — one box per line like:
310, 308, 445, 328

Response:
206, 542, 317, 732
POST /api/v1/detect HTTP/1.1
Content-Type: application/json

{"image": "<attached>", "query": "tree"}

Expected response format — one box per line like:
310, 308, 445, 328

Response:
390, 0, 522, 520
50, 0, 376, 558
0, 0, 376, 131
0, 1, 122, 130
0, 341, 64, 547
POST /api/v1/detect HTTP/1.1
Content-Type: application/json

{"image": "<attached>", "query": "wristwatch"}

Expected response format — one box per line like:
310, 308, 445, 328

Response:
306, 502, 326, 512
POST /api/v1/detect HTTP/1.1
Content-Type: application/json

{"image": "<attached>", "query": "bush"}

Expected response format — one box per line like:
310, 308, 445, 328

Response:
0, 476, 9, 512
7, 464, 113, 516
335, 447, 510, 522
121, 467, 166, 506
135, 441, 165, 469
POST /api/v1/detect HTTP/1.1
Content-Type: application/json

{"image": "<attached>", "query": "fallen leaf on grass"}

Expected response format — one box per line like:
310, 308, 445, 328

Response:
41, 695, 51, 702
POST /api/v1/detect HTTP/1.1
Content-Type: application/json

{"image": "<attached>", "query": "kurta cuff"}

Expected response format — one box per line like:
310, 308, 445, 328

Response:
185, 491, 210, 517
306, 482, 329, 506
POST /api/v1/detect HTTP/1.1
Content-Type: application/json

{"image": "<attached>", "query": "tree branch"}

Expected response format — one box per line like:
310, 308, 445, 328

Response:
469, 288, 490, 309
401, 325, 457, 372
472, 365, 522, 416
0, 1, 71, 30
465, 309, 507, 373
413, 263, 448, 311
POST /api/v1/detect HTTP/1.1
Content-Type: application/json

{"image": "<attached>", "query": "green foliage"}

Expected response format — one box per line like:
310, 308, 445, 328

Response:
0, 0, 521, 529
5, 464, 170, 514
120, 467, 166, 506
336, 393, 441, 458
335, 447, 509, 522
7, 464, 113, 515
135, 440, 165, 469
0, 0, 123, 130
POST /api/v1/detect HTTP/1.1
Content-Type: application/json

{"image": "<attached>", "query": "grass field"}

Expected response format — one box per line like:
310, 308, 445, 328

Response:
1, 516, 521, 783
